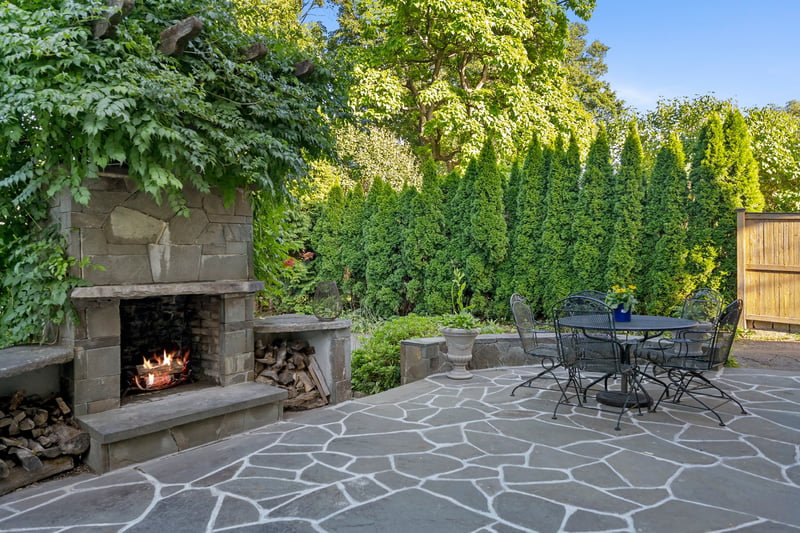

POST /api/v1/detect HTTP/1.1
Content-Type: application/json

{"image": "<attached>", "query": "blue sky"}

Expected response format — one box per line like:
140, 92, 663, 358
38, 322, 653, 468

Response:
308, 1, 799, 112
582, 0, 799, 111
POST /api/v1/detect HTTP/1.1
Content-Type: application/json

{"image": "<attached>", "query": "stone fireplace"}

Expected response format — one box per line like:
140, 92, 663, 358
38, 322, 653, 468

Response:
51, 170, 288, 472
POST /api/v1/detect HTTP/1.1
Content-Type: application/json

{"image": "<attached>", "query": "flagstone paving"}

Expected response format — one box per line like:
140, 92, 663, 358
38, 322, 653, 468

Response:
0, 367, 798, 532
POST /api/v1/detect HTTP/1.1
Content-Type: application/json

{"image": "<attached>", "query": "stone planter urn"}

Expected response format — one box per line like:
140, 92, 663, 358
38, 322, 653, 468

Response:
440, 327, 479, 380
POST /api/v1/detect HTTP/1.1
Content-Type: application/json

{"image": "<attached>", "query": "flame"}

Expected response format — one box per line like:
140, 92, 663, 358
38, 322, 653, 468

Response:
132, 348, 191, 391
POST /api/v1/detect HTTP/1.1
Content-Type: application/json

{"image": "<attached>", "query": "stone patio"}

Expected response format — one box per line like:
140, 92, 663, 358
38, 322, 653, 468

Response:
0, 365, 798, 532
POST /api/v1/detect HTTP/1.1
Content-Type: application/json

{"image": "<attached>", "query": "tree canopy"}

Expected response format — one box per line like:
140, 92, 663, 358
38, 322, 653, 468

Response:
0, 0, 346, 212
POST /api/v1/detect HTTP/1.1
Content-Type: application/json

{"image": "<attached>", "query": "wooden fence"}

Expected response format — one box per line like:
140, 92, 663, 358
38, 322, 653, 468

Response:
737, 209, 800, 332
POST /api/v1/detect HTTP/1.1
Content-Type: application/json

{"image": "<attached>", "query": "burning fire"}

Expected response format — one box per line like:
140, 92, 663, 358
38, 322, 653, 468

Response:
132, 348, 191, 391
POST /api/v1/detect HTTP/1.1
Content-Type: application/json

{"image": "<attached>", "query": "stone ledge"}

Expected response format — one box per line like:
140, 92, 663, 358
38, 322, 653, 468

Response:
78, 382, 286, 444
254, 314, 352, 333
71, 280, 264, 299
0, 345, 74, 378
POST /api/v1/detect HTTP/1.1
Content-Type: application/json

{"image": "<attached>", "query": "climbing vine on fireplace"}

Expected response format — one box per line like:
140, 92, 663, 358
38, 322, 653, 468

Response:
0, 0, 346, 346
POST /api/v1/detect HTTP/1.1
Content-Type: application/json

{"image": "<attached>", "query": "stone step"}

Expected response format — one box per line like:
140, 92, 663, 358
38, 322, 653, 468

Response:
77, 382, 287, 473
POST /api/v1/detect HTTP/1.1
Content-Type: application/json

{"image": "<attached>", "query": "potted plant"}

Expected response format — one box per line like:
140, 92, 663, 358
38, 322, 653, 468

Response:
440, 268, 480, 379
605, 284, 638, 322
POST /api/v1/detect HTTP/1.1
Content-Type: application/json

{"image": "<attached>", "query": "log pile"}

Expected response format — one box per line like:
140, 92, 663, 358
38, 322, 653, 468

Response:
254, 338, 329, 411
0, 390, 89, 496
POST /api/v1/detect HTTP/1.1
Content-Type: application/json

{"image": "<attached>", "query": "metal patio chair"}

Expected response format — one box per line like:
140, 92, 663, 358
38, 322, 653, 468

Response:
647, 299, 747, 426
509, 294, 563, 397
552, 296, 647, 429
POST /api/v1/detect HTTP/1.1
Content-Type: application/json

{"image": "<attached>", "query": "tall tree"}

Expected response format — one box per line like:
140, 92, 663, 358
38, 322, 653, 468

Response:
572, 126, 615, 291
606, 123, 645, 288
686, 113, 728, 295
563, 23, 624, 123
340, 186, 367, 307
363, 179, 405, 316
511, 136, 549, 315
340, 0, 596, 168
465, 139, 508, 315
539, 135, 580, 310
310, 182, 347, 283
639, 133, 690, 314
403, 160, 447, 312
745, 105, 800, 211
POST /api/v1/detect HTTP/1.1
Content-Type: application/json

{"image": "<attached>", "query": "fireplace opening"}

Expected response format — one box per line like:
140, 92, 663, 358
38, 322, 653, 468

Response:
120, 295, 219, 396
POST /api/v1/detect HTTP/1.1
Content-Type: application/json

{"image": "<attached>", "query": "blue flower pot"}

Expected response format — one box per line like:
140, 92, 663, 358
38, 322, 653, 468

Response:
614, 307, 632, 322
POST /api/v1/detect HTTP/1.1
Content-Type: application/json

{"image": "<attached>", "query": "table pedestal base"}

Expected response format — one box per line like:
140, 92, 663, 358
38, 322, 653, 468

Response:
596, 391, 652, 408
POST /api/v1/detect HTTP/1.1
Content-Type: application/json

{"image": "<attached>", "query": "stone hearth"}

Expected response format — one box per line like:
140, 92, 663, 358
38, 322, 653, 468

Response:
50, 172, 289, 472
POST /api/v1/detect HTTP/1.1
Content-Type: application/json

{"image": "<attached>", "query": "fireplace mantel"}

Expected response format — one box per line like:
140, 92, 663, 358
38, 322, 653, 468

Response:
71, 280, 264, 300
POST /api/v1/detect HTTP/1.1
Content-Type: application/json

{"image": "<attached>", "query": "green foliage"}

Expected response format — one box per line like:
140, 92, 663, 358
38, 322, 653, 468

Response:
351, 314, 441, 394
339, 186, 367, 308
466, 139, 508, 315
638, 133, 690, 314
311, 182, 347, 283
538, 135, 580, 310
0, 0, 346, 213
363, 178, 405, 316
572, 125, 614, 291
563, 23, 624, 123
340, 0, 597, 167
746, 105, 800, 211
510, 136, 549, 315
403, 159, 448, 313
333, 124, 423, 192
605, 123, 645, 287
0, 224, 90, 347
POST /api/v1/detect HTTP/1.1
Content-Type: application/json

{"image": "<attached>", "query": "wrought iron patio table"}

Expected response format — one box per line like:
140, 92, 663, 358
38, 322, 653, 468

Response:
556, 314, 698, 407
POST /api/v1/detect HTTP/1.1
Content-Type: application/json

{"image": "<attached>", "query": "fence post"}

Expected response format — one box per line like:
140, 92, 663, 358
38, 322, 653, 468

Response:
736, 208, 747, 329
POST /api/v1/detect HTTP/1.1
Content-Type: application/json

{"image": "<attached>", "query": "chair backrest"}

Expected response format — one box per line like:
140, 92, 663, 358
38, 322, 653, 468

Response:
705, 299, 742, 369
510, 294, 541, 356
681, 288, 724, 323
570, 290, 607, 305
552, 296, 621, 372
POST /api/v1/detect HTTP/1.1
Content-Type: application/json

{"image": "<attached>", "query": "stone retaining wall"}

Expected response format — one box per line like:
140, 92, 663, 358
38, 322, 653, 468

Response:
400, 332, 557, 384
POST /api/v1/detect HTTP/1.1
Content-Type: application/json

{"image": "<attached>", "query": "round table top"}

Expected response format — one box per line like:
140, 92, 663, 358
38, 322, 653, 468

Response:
557, 314, 697, 332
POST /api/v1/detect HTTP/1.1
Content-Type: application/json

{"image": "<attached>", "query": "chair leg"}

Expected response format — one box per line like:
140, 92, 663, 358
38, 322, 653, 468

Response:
553, 367, 583, 420
510, 361, 562, 396
657, 369, 747, 426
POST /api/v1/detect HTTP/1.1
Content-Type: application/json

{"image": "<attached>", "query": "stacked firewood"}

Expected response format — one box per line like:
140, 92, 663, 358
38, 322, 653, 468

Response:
0, 390, 89, 495
254, 338, 329, 411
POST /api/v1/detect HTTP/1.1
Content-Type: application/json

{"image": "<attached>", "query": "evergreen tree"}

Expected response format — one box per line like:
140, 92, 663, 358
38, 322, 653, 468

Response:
494, 160, 524, 318
340, 186, 367, 309
363, 179, 404, 316
606, 123, 645, 288
686, 113, 727, 295
445, 160, 477, 272
711, 109, 766, 298
311, 182, 346, 284
510, 137, 547, 313
639, 133, 690, 314
403, 160, 447, 312
724, 109, 765, 212
466, 139, 508, 316
572, 126, 615, 291
539, 135, 580, 310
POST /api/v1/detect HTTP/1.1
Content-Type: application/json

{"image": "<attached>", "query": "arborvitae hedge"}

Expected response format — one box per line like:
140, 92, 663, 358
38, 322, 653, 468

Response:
340, 186, 367, 307
467, 140, 508, 315
572, 125, 615, 291
539, 135, 580, 311
510, 137, 547, 314
686, 113, 727, 295
311, 183, 346, 284
403, 160, 448, 313
639, 133, 690, 314
606, 123, 645, 289
363, 178, 405, 315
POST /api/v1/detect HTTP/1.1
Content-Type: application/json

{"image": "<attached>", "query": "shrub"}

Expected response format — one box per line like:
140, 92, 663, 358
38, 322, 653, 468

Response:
351, 314, 441, 395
